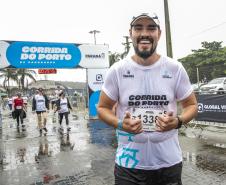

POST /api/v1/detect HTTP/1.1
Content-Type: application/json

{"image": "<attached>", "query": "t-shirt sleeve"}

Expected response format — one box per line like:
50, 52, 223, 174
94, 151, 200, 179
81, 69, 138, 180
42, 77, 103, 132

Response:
102, 66, 119, 101
175, 64, 193, 101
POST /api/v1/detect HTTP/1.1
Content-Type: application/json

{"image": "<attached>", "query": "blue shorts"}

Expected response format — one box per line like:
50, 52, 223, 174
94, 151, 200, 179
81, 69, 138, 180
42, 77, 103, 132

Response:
114, 162, 182, 185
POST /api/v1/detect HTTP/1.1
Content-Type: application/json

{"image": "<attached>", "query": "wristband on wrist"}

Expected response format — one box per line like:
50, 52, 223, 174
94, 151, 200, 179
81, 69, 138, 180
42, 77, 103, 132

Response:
117, 119, 123, 130
176, 116, 183, 129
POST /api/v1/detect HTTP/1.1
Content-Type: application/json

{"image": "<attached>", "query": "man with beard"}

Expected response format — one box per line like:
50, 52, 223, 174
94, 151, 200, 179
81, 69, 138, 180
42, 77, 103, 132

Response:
97, 13, 197, 185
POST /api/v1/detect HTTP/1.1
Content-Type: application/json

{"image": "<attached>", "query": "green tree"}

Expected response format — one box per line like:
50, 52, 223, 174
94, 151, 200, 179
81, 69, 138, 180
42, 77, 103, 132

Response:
109, 52, 121, 66
179, 41, 226, 83
17, 69, 36, 92
0, 69, 19, 95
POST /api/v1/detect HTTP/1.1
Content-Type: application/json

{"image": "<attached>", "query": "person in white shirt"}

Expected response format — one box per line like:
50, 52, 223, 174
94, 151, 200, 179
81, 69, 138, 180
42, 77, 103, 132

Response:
97, 13, 198, 185
55, 92, 72, 132
32, 88, 49, 136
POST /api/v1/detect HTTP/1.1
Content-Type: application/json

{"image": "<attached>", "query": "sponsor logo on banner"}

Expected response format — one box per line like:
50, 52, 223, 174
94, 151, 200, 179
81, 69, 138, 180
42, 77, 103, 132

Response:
198, 103, 204, 113
85, 53, 105, 59
38, 69, 57, 74
95, 74, 103, 83
79, 44, 109, 68
88, 69, 108, 91
198, 102, 226, 113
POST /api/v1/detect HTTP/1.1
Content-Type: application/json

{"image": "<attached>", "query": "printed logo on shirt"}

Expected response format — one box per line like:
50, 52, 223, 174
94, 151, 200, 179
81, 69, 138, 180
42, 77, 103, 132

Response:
37, 100, 45, 102
162, 70, 172, 78
123, 70, 134, 78
128, 94, 169, 107
60, 102, 67, 106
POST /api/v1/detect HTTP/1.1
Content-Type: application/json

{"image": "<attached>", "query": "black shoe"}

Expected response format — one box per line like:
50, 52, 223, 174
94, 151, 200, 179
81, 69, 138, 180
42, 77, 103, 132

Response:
67, 127, 71, 131
43, 127, 48, 132
22, 127, 26, 131
39, 129, 42, 136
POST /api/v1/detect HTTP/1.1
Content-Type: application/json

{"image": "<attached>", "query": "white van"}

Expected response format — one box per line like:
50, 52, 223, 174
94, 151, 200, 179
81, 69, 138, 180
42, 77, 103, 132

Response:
200, 77, 226, 94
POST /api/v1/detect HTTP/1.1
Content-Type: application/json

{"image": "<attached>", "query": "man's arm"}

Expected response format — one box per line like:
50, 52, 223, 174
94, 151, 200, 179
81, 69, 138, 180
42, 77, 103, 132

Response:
97, 91, 118, 128
97, 91, 142, 133
178, 92, 198, 125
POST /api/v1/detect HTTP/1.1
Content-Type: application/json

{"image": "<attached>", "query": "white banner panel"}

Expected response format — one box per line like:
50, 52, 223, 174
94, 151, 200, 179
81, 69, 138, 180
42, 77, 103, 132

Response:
88, 68, 108, 91
88, 68, 109, 117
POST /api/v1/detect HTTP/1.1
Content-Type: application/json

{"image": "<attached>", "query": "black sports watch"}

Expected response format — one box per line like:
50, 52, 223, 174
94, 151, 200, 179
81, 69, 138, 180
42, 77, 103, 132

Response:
176, 116, 183, 129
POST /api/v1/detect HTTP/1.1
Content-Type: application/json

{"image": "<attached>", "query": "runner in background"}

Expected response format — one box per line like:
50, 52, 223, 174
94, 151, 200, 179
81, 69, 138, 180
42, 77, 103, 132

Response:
13, 92, 26, 130
32, 88, 49, 136
55, 92, 72, 133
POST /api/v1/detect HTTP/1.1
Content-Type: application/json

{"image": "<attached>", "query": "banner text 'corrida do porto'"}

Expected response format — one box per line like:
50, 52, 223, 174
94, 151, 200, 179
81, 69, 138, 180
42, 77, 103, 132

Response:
0, 40, 109, 69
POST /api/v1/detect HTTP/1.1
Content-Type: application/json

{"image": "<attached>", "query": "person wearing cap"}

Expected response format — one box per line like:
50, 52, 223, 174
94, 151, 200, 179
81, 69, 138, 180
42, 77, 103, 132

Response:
32, 88, 49, 136
97, 13, 198, 184
13, 92, 26, 130
54, 91, 72, 132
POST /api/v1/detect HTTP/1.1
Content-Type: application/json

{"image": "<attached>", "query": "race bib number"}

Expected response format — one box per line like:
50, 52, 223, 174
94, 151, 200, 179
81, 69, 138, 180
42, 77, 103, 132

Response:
16, 106, 22, 109
131, 108, 166, 132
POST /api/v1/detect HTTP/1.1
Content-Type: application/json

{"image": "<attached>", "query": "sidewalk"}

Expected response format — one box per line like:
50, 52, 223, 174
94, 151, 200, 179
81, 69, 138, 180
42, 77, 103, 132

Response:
0, 109, 226, 185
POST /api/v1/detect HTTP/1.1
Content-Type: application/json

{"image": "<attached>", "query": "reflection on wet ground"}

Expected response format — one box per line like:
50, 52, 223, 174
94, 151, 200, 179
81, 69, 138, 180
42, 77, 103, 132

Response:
0, 110, 226, 184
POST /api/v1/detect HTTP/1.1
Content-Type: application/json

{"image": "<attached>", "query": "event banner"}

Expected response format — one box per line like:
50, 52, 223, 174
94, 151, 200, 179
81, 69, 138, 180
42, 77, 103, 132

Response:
196, 94, 226, 123
88, 68, 108, 117
0, 40, 109, 69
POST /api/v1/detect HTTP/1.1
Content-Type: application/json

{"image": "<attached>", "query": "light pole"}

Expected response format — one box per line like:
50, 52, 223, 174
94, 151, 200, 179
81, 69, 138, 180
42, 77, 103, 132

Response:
89, 30, 100, 45
164, 0, 173, 58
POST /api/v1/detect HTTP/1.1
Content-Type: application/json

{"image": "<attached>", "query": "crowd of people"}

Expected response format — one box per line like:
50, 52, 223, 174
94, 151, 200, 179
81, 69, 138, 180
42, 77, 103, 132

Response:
0, 86, 74, 136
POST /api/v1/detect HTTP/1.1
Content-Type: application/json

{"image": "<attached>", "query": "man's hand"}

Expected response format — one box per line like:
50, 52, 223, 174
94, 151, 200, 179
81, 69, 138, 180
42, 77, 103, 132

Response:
121, 111, 142, 134
156, 112, 178, 132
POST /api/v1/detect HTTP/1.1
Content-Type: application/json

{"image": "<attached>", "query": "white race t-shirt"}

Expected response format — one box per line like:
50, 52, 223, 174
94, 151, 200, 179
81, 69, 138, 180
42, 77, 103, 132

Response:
35, 95, 47, 112
102, 55, 193, 170
59, 98, 69, 113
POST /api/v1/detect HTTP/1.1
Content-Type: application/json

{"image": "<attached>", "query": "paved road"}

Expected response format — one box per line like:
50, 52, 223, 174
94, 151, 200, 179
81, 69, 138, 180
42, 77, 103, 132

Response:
0, 109, 226, 185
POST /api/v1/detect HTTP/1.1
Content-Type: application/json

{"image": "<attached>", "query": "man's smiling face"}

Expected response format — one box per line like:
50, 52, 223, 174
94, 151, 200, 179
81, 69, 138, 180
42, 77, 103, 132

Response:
130, 17, 161, 59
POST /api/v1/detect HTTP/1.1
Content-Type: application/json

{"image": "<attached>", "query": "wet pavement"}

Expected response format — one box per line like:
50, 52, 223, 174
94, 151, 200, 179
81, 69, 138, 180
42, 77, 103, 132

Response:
0, 108, 226, 185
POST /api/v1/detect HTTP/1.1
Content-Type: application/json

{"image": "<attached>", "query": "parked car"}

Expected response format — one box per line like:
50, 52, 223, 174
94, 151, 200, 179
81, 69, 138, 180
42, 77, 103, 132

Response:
192, 83, 204, 93
199, 77, 226, 94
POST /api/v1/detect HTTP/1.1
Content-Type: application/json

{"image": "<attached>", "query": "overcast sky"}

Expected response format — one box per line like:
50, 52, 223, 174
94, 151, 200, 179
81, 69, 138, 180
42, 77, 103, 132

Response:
1, 0, 226, 82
